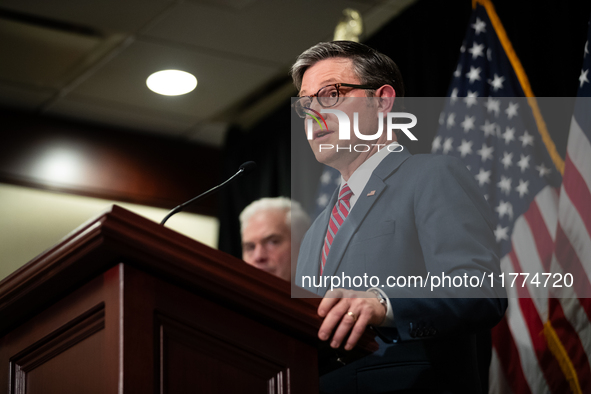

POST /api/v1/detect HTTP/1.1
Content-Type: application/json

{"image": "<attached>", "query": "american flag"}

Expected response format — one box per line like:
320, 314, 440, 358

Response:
433, 0, 591, 393
313, 166, 340, 218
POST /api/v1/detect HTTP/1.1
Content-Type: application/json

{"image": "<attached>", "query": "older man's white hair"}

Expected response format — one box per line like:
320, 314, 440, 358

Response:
239, 197, 311, 245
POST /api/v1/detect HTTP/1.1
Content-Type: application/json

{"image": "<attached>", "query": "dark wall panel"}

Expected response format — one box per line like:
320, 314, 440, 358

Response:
0, 110, 221, 216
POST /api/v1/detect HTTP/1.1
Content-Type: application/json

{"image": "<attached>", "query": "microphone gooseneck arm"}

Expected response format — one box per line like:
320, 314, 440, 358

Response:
160, 161, 256, 226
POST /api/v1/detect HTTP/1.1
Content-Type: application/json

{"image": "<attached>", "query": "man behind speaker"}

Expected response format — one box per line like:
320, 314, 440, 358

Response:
240, 197, 310, 282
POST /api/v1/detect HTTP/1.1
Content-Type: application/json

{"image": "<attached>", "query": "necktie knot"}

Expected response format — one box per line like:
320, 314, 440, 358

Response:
339, 184, 353, 202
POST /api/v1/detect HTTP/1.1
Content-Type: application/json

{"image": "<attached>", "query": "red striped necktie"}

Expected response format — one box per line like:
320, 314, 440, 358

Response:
320, 184, 353, 275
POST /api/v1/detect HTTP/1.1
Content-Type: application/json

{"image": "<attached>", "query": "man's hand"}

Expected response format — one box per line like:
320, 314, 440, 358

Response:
318, 288, 386, 351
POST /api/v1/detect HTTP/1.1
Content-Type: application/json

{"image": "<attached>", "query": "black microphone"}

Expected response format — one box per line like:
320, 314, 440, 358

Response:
160, 161, 256, 226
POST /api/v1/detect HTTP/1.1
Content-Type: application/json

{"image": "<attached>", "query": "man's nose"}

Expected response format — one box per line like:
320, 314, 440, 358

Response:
308, 97, 323, 113
253, 244, 268, 263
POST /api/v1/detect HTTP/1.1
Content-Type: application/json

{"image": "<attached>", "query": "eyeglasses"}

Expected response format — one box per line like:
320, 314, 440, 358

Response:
293, 83, 379, 118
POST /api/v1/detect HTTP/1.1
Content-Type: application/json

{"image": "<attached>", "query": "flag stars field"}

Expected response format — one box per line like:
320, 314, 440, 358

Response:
457, 139, 474, 157
446, 113, 456, 129
488, 73, 505, 91
536, 163, 552, 178
519, 130, 534, 147
501, 151, 513, 169
471, 17, 486, 35
501, 127, 516, 144
430, 1, 562, 261
485, 97, 500, 116
497, 175, 512, 195
316, 193, 329, 207
495, 200, 514, 220
505, 102, 519, 119
475, 168, 491, 186
469, 42, 485, 59
431, 135, 442, 152
477, 143, 494, 162
481, 119, 498, 137
451, 87, 459, 103
579, 69, 589, 88
517, 154, 531, 172
466, 66, 482, 83
515, 179, 529, 198
320, 170, 332, 185
442, 137, 454, 154
494, 224, 509, 242
461, 115, 476, 132
465, 91, 479, 107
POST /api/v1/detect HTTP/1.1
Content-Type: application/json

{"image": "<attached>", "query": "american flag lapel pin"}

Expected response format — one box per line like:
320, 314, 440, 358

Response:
367, 190, 376, 196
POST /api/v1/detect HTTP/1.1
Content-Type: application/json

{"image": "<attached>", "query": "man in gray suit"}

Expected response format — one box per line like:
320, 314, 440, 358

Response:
291, 41, 506, 393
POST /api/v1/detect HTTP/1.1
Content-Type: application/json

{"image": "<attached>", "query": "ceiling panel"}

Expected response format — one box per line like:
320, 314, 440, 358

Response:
45, 94, 198, 136
52, 38, 280, 120
0, 0, 408, 147
0, 83, 55, 110
185, 0, 259, 11
0, 0, 175, 32
143, 0, 379, 65
0, 18, 102, 88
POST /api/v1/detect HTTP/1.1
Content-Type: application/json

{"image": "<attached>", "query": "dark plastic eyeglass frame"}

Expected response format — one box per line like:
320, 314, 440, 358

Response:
293, 83, 379, 118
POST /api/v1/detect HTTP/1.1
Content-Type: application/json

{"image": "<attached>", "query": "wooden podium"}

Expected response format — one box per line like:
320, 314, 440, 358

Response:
0, 205, 376, 394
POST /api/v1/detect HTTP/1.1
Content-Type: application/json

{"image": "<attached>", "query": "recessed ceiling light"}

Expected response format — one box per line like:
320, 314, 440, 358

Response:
146, 70, 197, 96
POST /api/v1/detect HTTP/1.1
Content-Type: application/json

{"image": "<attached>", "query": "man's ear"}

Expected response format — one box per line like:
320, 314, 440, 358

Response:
375, 85, 396, 113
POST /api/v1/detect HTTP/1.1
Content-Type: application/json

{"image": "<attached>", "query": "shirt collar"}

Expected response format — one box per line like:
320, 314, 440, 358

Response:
339, 143, 400, 198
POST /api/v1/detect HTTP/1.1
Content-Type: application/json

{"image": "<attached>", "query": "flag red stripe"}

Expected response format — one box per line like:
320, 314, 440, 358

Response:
523, 201, 554, 272
576, 297, 591, 325
554, 223, 591, 319
509, 250, 571, 393
548, 298, 591, 392
492, 315, 533, 394
563, 154, 591, 237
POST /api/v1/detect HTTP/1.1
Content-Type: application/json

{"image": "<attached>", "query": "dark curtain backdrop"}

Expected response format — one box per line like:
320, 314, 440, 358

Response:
218, 0, 591, 258
218, 107, 291, 258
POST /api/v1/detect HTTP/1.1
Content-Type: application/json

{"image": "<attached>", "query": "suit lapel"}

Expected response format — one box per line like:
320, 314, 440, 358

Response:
298, 188, 339, 294
320, 149, 412, 292
372, 146, 412, 180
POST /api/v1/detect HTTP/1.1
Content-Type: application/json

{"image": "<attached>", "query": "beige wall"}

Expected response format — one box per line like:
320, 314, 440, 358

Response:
0, 183, 219, 281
